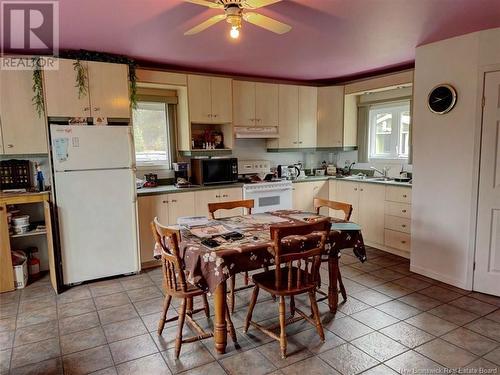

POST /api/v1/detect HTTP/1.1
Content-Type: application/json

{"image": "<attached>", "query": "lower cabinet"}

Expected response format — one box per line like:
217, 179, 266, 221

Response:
194, 187, 243, 218
137, 192, 195, 265
333, 181, 385, 245
292, 181, 328, 213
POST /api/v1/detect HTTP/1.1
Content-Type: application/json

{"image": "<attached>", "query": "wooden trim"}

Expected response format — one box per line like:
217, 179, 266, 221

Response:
0, 204, 15, 292
0, 192, 50, 205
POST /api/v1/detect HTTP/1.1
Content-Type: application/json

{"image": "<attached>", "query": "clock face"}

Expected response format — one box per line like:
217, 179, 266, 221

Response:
428, 84, 457, 114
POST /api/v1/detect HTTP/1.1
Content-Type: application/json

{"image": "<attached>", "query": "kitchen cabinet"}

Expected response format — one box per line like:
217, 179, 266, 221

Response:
0, 193, 58, 293
298, 86, 318, 148
233, 81, 279, 127
317, 86, 344, 147
194, 187, 243, 218
0, 69, 48, 154
137, 192, 195, 265
334, 181, 385, 245
384, 186, 412, 256
44, 59, 130, 118
44, 59, 91, 117
188, 75, 232, 123
292, 181, 328, 213
270, 85, 318, 149
87, 61, 130, 118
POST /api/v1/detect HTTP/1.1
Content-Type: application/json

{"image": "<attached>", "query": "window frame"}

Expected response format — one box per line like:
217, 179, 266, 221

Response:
132, 94, 177, 170
368, 101, 410, 161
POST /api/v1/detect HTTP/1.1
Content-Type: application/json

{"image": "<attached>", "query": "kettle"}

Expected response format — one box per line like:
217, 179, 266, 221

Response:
287, 165, 301, 180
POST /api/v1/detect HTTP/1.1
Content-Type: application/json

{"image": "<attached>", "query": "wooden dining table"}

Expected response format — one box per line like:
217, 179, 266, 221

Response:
177, 210, 366, 354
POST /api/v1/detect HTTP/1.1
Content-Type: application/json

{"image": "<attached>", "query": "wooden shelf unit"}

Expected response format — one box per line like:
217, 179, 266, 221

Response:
0, 192, 58, 293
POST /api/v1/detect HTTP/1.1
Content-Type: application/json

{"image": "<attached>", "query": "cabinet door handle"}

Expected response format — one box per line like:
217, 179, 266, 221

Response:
84, 107, 90, 111
208, 114, 212, 118
354, 188, 357, 191
93, 107, 100, 112
402, 209, 407, 213
402, 224, 406, 228
292, 141, 298, 144
250, 119, 255, 122
401, 240, 407, 244
7, 144, 13, 148
171, 199, 177, 203
215, 195, 220, 198
360, 188, 364, 192
403, 194, 407, 198
298, 141, 303, 144
213, 114, 218, 118
162, 200, 168, 204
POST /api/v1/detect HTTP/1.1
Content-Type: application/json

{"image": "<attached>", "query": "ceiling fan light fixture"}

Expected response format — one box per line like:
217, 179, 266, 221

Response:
230, 25, 240, 39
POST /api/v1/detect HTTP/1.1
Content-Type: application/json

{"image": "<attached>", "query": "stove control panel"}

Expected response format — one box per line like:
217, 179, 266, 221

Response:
238, 160, 271, 175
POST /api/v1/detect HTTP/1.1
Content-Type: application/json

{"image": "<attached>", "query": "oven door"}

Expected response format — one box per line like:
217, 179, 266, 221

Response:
244, 187, 293, 213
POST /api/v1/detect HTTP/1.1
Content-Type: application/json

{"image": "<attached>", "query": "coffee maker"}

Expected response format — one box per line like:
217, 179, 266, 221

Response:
172, 162, 190, 187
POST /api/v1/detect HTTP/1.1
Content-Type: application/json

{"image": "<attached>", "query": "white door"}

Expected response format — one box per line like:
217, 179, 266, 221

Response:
51, 125, 134, 171
474, 70, 500, 296
55, 168, 139, 284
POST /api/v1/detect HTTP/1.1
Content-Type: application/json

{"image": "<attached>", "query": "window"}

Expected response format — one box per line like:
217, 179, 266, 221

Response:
132, 101, 172, 168
369, 102, 410, 160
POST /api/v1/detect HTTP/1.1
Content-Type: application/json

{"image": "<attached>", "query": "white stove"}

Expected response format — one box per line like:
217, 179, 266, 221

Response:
243, 180, 293, 213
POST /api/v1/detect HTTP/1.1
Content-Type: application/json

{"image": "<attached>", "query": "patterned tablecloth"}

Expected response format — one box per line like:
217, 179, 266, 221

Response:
177, 210, 366, 294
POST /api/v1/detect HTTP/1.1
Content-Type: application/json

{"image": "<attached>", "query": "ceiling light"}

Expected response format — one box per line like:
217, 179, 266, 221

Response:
230, 26, 240, 39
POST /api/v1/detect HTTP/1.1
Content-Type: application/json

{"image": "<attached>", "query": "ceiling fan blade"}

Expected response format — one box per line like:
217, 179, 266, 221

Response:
242, 0, 281, 9
243, 12, 291, 34
183, 0, 223, 9
184, 14, 226, 35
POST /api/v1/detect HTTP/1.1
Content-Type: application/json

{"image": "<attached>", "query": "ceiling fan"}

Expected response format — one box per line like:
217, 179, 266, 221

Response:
183, 0, 292, 39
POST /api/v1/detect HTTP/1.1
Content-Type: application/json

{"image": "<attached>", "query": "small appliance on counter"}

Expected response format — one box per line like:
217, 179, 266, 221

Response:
191, 157, 238, 185
143, 173, 158, 188
172, 162, 193, 188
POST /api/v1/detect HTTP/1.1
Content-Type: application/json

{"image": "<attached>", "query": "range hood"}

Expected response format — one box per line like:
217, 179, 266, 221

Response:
234, 126, 279, 139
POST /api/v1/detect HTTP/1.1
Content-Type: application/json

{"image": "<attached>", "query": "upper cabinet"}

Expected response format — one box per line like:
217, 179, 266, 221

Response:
87, 61, 130, 119
0, 69, 48, 154
188, 74, 232, 124
233, 81, 278, 127
317, 86, 344, 147
269, 85, 317, 149
44, 59, 130, 118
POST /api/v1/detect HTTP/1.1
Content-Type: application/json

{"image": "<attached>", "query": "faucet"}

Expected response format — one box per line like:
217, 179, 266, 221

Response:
371, 166, 391, 179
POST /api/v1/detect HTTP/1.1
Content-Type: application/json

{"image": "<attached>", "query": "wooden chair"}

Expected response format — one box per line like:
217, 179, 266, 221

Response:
208, 199, 255, 313
313, 197, 352, 304
244, 219, 330, 359
152, 218, 236, 358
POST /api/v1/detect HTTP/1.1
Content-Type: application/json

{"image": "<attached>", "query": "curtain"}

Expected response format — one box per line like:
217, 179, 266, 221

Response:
357, 105, 370, 163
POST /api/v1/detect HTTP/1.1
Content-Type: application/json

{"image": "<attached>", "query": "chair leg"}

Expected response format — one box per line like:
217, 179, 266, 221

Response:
338, 270, 347, 302
157, 294, 172, 335
244, 271, 249, 286
186, 297, 193, 317
175, 298, 187, 359
289, 295, 296, 317
279, 296, 287, 359
225, 303, 238, 343
308, 291, 325, 341
244, 286, 259, 333
202, 294, 210, 318
228, 275, 236, 314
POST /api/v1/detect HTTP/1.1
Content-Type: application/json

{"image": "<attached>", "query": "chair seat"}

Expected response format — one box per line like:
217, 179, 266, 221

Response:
252, 267, 317, 296
163, 281, 205, 297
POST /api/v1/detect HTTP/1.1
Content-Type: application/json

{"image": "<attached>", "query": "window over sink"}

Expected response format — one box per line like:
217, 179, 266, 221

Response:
369, 101, 410, 160
132, 97, 175, 169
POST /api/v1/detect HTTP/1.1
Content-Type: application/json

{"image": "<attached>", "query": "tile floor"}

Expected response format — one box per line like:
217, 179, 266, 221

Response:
0, 246, 499, 375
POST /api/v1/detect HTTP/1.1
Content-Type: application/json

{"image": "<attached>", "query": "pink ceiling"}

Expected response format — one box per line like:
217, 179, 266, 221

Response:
55, 0, 500, 81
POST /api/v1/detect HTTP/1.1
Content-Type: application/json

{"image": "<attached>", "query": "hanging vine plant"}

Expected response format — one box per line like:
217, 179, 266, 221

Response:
31, 57, 44, 117
73, 59, 88, 99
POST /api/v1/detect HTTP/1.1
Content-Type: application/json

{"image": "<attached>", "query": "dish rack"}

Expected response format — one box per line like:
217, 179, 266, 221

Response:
0, 160, 32, 190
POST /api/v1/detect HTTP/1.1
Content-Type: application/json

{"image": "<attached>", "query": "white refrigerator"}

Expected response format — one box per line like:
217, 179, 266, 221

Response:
50, 124, 140, 285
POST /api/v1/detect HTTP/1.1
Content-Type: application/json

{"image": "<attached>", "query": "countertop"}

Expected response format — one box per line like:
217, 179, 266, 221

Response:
137, 177, 411, 197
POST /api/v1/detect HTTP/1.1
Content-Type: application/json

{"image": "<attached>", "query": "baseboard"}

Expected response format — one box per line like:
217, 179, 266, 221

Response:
409, 264, 470, 290
364, 241, 410, 259
141, 259, 161, 269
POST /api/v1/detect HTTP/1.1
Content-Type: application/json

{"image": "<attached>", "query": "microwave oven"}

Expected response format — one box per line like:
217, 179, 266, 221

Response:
191, 158, 238, 185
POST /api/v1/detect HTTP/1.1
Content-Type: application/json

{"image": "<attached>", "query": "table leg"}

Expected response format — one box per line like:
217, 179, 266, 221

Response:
327, 256, 339, 312
214, 280, 228, 354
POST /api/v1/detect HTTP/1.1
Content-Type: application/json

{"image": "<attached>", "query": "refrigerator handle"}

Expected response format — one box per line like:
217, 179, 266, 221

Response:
127, 127, 136, 170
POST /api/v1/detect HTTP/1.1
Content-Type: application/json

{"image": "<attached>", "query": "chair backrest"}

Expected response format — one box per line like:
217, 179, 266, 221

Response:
313, 197, 352, 221
208, 199, 254, 219
151, 217, 188, 294
270, 218, 330, 290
